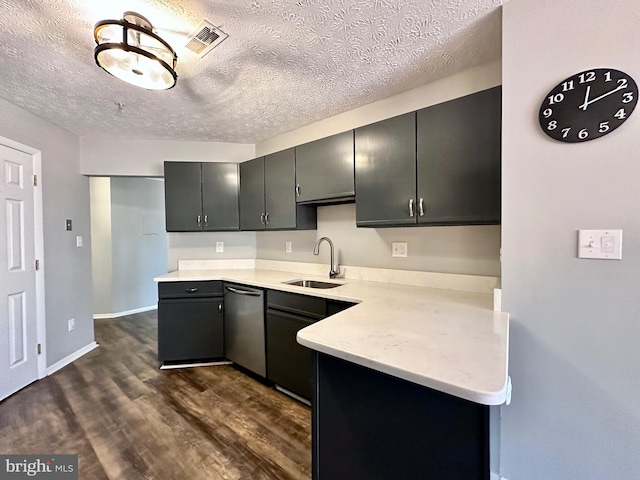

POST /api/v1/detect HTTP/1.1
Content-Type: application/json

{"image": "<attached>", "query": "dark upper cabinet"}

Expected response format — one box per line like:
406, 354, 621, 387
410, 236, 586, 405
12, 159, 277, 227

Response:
164, 161, 240, 232
164, 161, 203, 232
355, 112, 417, 227
417, 86, 501, 225
264, 149, 299, 229
295, 130, 355, 204
239, 157, 265, 230
201, 162, 240, 231
354, 87, 501, 228
239, 149, 316, 231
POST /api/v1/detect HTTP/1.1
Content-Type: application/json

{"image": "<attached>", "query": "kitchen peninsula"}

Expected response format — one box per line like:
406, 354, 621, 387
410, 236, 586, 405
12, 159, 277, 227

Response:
155, 259, 509, 479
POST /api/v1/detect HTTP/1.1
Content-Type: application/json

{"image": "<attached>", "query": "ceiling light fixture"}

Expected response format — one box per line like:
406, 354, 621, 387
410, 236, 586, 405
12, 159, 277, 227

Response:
94, 11, 178, 90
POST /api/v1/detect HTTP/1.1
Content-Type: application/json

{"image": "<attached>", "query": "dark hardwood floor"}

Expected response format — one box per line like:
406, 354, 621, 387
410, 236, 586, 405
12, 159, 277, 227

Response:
0, 311, 311, 479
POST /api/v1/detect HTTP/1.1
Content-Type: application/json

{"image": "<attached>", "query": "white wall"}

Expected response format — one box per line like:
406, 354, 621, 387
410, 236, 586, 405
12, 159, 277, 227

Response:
0, 98, 94, 367
80, 138, 255, 176
255, 61, 503, 277
501, 1, 640, 479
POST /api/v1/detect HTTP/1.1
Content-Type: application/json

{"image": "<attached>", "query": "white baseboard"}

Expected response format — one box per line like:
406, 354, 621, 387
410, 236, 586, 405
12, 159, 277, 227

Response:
491, 473, 507, 480
46, 341, 99, 376
93, 305, 157, 319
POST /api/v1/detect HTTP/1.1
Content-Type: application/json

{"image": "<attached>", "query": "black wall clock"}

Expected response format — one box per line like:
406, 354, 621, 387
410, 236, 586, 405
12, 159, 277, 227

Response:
539, 68, 637, 142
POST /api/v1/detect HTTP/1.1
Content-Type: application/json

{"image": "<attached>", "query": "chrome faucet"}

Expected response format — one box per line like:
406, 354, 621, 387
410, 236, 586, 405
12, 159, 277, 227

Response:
313, 237, 340, 279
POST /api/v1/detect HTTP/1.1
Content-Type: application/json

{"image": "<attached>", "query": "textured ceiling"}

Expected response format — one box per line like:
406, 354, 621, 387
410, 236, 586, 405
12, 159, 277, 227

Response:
0, 0, 502, 143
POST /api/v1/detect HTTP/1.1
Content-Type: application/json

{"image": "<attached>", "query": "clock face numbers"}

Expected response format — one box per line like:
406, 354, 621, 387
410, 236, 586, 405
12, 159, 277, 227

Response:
539, 68, 638, 143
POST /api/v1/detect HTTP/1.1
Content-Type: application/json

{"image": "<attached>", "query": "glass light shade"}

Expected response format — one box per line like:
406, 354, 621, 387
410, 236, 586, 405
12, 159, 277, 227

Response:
94, 13, 177, 90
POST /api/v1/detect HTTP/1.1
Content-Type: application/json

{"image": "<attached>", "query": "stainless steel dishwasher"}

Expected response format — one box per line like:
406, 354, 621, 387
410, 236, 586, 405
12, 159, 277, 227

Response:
223, 283, 266, 377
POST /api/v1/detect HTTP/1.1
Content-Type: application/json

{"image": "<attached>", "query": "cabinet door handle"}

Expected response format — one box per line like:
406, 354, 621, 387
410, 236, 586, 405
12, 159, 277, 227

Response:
203, 214, 208, 226
185, 288, 198, 293
260, 213, 265, 225
265, 212, 269, 224
296, 184, 301, 198
419, 198, 425, 216
197, 215, 202, 226
408, 198, 414, 217
218, 303, 223, 314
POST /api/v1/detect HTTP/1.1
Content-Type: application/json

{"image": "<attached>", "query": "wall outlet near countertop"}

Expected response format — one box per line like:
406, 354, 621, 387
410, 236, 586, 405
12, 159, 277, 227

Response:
285, 241, 292, 253
216, 241, 224, 253
392, 242, 408, 258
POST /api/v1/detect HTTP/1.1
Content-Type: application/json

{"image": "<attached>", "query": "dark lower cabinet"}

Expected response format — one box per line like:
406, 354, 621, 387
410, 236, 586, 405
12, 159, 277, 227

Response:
266, 290, 354, 402
266, 309, 314, 399
313, 353, 490, 480
157, 281, 224, 363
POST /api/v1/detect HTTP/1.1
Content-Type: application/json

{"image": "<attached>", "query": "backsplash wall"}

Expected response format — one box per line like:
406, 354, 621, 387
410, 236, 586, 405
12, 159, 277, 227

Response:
167, 231, 257, 272
257, 204, 501, 277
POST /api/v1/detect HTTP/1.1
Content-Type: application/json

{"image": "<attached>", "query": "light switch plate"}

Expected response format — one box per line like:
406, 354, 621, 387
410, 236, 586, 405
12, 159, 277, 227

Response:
578, 229, 622, 260
76, 235, 83, 248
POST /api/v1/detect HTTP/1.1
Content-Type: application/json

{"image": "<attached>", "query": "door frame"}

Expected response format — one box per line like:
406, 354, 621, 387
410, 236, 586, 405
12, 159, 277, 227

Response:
1, 135, 46, 380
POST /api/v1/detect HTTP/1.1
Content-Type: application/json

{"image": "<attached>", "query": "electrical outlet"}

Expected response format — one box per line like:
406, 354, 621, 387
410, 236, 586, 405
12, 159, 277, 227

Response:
392, 242, 408, 258
216, 241, 224, 253
68, 318, 75, 332
285, 241, 292, 253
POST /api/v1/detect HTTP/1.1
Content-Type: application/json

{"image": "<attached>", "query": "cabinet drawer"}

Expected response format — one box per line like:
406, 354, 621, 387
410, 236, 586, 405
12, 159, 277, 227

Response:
158, 280, 223, 299
267, 290, 326, 319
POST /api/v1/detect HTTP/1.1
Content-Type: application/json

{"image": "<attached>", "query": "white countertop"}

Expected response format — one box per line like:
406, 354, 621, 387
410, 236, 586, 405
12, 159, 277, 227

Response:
155, 265, 509, 405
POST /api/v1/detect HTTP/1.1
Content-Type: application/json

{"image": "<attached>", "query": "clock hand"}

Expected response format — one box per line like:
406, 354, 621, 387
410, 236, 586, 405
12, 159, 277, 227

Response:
579, 85, 592, 111
580, 84, 626, 110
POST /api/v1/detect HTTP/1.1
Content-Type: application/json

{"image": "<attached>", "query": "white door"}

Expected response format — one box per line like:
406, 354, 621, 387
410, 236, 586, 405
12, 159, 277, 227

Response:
0, 144, 38, 400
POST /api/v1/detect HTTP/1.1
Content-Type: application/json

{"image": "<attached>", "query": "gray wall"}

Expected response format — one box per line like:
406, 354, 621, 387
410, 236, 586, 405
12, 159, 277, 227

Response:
90, 177, 168, 315
0, 97, 94, 367
110, 177, 167, 313
501, 1, 640, 479
167, 231, 256, 272
258, 204, 501, 276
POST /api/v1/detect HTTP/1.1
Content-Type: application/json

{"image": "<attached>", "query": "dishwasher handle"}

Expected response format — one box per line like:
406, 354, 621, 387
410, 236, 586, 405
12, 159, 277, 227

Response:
225, 285, 262, 297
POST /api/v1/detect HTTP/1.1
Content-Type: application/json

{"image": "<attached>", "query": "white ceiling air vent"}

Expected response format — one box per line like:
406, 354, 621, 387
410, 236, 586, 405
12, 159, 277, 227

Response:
185, 20, 228, 57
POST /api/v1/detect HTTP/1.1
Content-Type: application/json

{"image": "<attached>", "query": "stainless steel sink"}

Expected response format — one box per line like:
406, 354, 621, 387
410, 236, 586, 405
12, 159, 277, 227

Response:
282, 278, 345, 289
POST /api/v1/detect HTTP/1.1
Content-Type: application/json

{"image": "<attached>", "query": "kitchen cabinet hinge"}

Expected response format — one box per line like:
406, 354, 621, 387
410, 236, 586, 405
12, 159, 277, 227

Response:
35, 259, 40, 271
37, 343, 42, 355
33, 174, 38, 186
